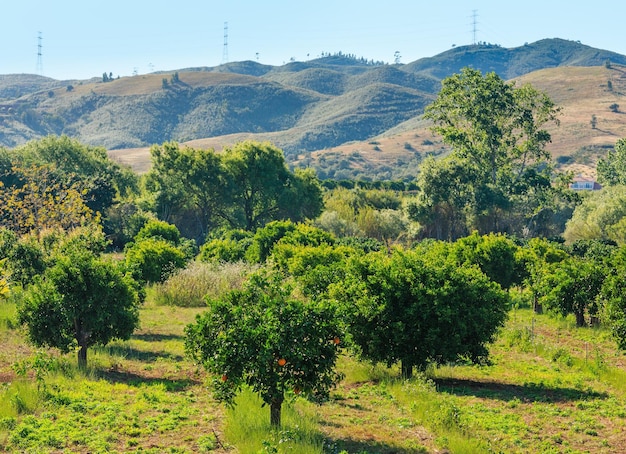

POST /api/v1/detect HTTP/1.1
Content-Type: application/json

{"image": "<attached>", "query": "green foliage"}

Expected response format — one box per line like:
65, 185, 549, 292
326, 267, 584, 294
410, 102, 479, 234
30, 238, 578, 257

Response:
185, 271, 343, 426
419, 67, 563, 239
18, 251, 140, 367
124, 220, 194, 284
125, 238, 188, 284
245, 221, 297, 263
146, 141, 324, 240
449, 232, 520, 290
601, 245, 626, 349
270, 243, 354, 300
12, 135, 138, 209
563, 185, 626, 244
333, 248, 509, 377
103, 202, 155, 249
198, 229, 254, 263
535, 256, 606, 326
135, 219, 182, 244
146, 141, 224, 241
221, 141, 323, 231
597, 138, 626, 186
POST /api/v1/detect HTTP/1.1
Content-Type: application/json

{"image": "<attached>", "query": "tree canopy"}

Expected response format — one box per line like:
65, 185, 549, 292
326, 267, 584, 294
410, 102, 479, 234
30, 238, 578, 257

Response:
597, 138, 626, 186
18, 247, 140, 368
412, 67, 566, 239
332, 248, 509, 378
146, 141, 324, 241
185, 271, 342, 426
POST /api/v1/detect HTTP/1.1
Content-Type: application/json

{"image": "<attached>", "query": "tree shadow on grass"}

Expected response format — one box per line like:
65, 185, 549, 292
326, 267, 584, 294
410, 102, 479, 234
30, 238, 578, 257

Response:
99, 344, 184, 363
434, 377, 608, 403
132, 333, 184, 342
326, 437, 428, 454
101, 369, 200, 392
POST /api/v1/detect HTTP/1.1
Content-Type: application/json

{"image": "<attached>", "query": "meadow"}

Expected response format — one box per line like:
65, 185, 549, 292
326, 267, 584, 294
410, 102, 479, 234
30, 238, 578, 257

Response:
1, 292, 626, 453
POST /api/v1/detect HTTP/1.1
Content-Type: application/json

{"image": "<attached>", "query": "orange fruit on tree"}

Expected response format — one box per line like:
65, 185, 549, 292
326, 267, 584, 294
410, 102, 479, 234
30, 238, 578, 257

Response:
221, 374, 228, 382
333, 336, 340, 345
277, 358, 287, 366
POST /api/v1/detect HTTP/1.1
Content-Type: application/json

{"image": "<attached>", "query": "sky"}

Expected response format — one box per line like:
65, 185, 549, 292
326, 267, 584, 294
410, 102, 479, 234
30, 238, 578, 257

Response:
2, 1, 626, 81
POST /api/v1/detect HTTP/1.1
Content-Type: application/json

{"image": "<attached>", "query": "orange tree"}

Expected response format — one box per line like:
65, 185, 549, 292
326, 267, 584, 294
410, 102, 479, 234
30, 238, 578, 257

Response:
18, 246, 140, 368
332, 248, 509, 378
185, 271, 342, 427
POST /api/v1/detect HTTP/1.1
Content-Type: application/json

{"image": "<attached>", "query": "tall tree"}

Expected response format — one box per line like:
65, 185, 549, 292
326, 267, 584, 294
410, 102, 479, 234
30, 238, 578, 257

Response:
418, 67, 562, 238
597, 138, 626, 186
220, 141, 323, 231
146, 141, 324, 239
146, 142, 224, 241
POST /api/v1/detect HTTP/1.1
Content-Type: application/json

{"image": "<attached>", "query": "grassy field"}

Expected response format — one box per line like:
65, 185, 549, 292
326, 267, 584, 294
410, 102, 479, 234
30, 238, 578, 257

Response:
1, 297, 626, 453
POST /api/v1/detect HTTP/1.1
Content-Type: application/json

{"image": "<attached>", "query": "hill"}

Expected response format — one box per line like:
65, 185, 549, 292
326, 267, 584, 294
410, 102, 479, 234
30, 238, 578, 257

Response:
3, 38, 626, 179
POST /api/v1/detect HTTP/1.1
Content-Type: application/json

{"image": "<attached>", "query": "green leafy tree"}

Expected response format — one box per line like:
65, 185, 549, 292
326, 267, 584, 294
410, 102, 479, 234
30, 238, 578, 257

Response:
146, 141, 323, 239
420, 67, 562, 238
221, 141, 323, 231
536, 256, 605, 327
185, 272, 343, 427
563, 185, 626, 245
597, 138, 626, 186
18, 250, 140, 368
450, 232, 520, 290
124, 220, 193, 284
333, 248, 509, 378
13, 135, 137, 210
198, 229, 254, 263
146, 142, 224, 241
405, 155, 477, 240
601, 245, 626, 349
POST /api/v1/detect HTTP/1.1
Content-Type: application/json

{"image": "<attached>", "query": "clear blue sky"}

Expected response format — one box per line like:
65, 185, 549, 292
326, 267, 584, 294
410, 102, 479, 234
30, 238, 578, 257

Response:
2, 1, 625, 81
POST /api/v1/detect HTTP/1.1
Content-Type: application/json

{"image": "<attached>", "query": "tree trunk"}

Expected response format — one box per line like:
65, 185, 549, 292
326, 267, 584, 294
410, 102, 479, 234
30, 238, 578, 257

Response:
77, 344, 88, 369
575, 311, 586, 327
401, 360, 413, 379
270, 395, 283, 427
533, 294, 543, 314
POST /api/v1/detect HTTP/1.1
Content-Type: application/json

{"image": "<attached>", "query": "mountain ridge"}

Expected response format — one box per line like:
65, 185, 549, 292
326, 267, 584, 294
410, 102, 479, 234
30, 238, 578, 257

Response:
2, 38, 626, 179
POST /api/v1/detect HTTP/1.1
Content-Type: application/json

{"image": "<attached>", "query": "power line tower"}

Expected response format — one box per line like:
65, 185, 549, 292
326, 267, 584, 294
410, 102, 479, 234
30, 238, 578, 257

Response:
222, 22, 229, 64
471, 10, 478, 45
36, 31, 44, 75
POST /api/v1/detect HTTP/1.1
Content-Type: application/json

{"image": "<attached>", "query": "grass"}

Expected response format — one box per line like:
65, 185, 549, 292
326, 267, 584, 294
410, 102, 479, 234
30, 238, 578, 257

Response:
150, 261, 257, 307
1, 296, 626, 453
224, 388, 326, 453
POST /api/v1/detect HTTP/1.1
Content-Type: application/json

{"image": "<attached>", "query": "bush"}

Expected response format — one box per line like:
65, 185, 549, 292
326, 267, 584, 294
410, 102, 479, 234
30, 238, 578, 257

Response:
135, 219, 182, 244
125, 238, 188, 284
153, 261, 257, 307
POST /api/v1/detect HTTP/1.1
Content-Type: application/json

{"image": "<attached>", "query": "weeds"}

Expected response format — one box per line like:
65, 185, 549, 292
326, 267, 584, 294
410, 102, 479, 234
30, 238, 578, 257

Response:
152, 261, 257, 307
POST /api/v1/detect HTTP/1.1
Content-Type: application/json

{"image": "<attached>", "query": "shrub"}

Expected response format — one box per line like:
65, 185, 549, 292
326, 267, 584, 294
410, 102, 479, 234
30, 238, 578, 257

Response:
125, 238, 188, 284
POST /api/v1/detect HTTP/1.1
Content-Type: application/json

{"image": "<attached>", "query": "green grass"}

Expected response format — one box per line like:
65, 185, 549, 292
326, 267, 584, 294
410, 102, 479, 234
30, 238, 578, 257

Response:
0, 300, 16, 330
224, 388, 326, 453
2, 298, 626, 453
